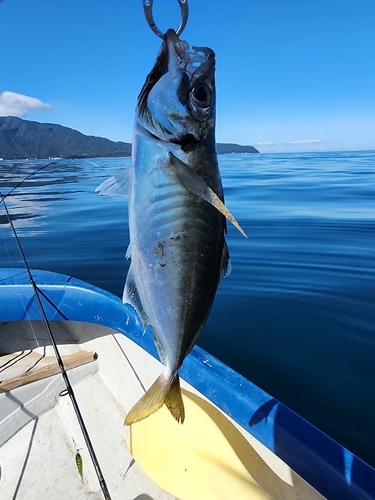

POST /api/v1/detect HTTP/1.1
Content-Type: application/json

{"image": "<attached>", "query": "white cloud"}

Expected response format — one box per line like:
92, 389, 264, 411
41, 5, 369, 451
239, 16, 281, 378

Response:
0, 91, 52, 117
284, 139, 325, 145
256, 141, 275, 146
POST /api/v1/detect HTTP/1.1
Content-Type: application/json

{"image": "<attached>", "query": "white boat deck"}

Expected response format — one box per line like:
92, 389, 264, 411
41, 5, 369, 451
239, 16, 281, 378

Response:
0, 322, 325, 500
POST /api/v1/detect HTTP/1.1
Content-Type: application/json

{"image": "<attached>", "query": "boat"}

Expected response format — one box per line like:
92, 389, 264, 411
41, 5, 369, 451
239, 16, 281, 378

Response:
0, 268, 374, 500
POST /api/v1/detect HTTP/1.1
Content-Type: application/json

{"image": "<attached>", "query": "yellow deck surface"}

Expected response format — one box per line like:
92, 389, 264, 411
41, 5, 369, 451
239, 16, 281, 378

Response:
127, 389, 272, 500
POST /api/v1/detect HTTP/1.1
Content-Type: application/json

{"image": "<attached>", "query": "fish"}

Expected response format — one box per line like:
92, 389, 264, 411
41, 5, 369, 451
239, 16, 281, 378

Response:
97, 28, 246, 425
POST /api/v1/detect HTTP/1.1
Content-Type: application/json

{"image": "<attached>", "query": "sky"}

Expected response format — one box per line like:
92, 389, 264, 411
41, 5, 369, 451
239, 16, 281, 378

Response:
0, 0, 374, 153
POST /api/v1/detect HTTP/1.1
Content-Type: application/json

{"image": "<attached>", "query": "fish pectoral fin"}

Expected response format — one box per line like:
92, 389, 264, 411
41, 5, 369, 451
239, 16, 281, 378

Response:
95, 168, 131, 197
123, 265, 149, 328
125, 372, 185, 425
168, 152, 247, 238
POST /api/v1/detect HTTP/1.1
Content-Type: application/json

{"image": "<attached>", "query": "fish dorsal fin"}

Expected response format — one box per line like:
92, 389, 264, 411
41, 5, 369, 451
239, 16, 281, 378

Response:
168, 152, 247, 238
221, 240, 232, 278
95, 168, 131, 197
123, 265, 149, 328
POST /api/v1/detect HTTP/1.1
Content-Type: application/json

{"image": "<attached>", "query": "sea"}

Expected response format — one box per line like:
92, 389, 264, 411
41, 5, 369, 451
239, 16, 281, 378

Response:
0, 151, 374, 468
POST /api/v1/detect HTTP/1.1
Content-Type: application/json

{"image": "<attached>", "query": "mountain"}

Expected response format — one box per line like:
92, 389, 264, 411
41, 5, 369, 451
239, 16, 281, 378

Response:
216, 143, 259, 154
0, 117, 259, 160
0, 117, 131, 160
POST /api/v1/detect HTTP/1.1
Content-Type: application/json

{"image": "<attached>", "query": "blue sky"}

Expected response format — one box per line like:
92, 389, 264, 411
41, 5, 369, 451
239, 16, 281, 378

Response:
1, 0, 374, 152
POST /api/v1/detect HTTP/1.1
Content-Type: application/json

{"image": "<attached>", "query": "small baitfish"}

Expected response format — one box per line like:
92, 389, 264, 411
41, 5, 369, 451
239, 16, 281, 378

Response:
97, 29, 245, 425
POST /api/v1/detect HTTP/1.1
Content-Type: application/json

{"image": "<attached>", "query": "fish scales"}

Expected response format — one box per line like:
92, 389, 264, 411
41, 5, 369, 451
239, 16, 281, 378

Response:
95, 28, 245, 425
123, 30, 230, 424
130, 135, 223, 358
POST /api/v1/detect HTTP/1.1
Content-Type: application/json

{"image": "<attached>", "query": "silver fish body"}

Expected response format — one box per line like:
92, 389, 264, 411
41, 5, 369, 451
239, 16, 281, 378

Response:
123, 29, 235, 425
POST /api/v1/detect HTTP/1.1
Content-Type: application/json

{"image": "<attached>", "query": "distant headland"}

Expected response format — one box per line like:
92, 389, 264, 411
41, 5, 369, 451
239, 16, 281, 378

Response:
0, 116, 259, 160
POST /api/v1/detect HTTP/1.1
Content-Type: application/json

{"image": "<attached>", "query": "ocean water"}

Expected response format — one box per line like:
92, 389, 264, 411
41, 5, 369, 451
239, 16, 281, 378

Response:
1, 152, 374, 467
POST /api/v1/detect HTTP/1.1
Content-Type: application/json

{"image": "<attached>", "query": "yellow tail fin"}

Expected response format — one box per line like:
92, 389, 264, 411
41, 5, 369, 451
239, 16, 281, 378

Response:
125, 373, 185, 425
165, 374, 185, 423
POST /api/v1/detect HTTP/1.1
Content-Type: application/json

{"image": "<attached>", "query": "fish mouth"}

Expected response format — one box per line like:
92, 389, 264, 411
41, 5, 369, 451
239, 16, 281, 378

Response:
164, 28, 187, 61
137, 29, 215, 145
138, 28, 215, 107
164, 28, 215, 79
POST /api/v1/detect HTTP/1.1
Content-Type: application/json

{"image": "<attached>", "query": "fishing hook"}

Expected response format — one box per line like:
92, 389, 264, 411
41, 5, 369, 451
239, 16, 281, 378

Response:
142, 0, 189, 39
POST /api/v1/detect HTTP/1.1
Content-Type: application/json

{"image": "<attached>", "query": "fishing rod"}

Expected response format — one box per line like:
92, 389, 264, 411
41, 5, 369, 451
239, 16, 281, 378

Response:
0, 180, 112, 499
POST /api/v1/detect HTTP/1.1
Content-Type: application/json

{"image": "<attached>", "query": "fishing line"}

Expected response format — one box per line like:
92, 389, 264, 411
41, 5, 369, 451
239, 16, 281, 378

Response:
1, 196, 112, 500
1, 217, 13, 266
111, 334, 146, 392
0, 210, 41, 349
0, 161, 56, 349
0, 161, 55, 204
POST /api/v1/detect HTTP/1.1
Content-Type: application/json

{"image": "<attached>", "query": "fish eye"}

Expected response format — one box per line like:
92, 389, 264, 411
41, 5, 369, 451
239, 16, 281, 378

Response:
190, 84, 211, 108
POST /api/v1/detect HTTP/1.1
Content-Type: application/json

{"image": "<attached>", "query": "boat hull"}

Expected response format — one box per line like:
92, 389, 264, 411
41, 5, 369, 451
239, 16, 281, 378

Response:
0, 268, 374, 500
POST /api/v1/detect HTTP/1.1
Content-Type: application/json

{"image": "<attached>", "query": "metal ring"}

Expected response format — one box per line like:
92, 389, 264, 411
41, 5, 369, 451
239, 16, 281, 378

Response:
142, 0, 189, 39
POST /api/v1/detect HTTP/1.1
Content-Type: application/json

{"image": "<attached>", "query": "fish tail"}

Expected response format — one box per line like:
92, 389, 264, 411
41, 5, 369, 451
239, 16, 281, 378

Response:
165, 374, 185, 423
124, 372, 185, 425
